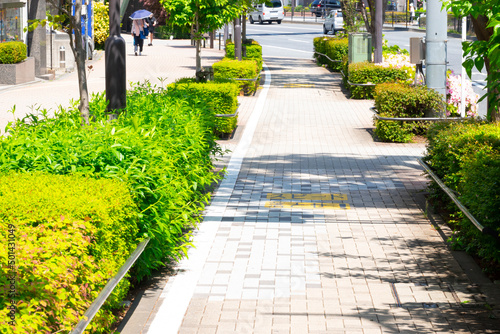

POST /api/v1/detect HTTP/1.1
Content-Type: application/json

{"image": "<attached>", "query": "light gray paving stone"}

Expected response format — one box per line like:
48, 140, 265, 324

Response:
144, 56, 500, 334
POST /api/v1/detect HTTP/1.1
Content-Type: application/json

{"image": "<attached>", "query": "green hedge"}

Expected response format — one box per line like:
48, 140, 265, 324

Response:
0, 173, 140, 333
347, 61, 411, 99
0, 83, 221, 283
373, 82, 442, 142
0, 42, 27, 64
167, 79, 240, 135
425, 122, 500, 265
313, 36, 348, 72
225, 40, 263, 72
213, 58, 259, 95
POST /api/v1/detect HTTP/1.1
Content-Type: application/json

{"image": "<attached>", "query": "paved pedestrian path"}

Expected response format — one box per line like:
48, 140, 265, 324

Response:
142, 57, 500, 334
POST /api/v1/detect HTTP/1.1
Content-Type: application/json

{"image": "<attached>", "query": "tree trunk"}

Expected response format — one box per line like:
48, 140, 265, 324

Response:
70, 0, 90, 124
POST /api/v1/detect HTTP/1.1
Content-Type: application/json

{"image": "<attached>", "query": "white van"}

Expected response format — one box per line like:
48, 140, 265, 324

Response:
248, 0, 285, 25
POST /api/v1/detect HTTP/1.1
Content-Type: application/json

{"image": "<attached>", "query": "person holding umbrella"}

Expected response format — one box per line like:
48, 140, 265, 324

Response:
130, 9, 152, 56
131, 19, 145, 56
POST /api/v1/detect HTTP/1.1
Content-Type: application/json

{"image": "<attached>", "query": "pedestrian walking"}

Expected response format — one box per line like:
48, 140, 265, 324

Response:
146, 14, 157, 46
409, 3, 415, 24
131, 19, 146, 56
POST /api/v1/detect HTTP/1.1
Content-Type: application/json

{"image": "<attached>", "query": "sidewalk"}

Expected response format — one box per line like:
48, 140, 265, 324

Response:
0, 35, 226, 134
3, 35, 500, 333
118, 55, 500, 334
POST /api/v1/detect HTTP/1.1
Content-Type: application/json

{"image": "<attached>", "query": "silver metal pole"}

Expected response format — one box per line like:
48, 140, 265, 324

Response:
425, 0, 448, 116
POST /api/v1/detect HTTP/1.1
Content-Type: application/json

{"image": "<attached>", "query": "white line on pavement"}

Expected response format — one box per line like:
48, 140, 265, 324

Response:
146, 64, 272, 334
288, 38, 310, 43
260, 44, 312, 53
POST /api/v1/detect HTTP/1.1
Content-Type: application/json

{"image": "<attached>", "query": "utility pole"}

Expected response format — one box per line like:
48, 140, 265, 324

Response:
425, 0, 447, 115
374, 0, 383, 63
234, 16, 242, 61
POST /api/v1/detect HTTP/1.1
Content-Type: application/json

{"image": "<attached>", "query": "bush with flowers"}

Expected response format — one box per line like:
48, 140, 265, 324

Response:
446, 70, 479, 117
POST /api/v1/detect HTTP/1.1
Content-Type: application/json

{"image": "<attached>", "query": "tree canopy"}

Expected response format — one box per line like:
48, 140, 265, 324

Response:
443, 0, 500, 122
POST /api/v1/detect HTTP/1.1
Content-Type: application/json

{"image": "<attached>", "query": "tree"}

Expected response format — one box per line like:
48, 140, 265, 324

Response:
443, 0, 500, 122
160, 0, 243, 79
358, 0, 386, 62
27, 0, 91, 124
340, 0, 363, 33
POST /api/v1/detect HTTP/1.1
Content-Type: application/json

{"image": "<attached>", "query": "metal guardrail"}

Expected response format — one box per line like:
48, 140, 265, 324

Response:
70, 238, 150, 334
417, 158, 497, 238
370, 107, 465, 122
225, 72, 261, 96
215, 109, 239, 118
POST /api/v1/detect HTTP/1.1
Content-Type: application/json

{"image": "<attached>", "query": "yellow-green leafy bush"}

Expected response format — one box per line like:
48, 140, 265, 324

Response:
0, 42, 27, 64
213, 58, 259, 95
425, 122, 500, 265
168, 79, 240, 135
0, 173, 140, 333
373, 82, 442, 142
313, 36, 348, 71
93, 2, 109, 50
0, 82, 222, 287
225, 40, 263, 71
347, 61, 412, 99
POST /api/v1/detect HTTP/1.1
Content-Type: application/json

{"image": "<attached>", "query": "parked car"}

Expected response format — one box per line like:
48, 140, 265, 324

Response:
323, 9, 344, 34
310, 0, 341, 17
248, 0, 285, 24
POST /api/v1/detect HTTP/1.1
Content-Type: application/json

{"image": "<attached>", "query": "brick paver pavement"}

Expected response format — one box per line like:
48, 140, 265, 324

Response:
146, 57, 500, 334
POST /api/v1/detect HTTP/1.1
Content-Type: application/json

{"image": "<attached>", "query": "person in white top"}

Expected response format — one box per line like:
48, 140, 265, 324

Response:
409, 3, 415, 24
131, 19, 145, 56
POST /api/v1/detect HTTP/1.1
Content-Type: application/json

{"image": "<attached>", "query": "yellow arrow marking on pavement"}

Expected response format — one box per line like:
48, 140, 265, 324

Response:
265, 201, 350, 210
267, 193, 348, 201
283, 83, 315, 88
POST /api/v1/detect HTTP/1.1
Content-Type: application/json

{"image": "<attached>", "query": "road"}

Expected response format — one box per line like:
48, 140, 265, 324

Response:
245, 22, 488, 117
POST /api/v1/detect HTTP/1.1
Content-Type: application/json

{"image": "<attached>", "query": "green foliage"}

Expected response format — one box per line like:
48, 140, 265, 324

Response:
225, 40, 263, 72
313, 36, 348, 72
0, 42, 27, 64
373, 82, 442, 142
93, 2, 109, 50
213, 58, 259, 95
425, 122, 500, 263
443, 0, 500, 121
0, 83, 222, 281
347, 61, 411, 99
0, 173, 139, 333
156, 24, 191, 39
167, 79, 240, 134
160, 0, 243, 37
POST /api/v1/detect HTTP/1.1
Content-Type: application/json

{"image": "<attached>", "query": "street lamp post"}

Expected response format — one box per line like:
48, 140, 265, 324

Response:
105, 0, 126, 117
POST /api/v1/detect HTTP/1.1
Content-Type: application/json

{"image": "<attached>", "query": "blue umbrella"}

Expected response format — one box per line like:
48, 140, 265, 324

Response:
130, 9, 152, 20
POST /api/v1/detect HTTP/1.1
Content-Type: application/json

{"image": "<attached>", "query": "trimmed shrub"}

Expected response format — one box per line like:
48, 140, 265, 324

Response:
167, 79, 240, 135
0, 83, 222, 282
225, 40, 263, 72
0, 173, 140, 333
373, 82, 443, 142
425, 122, 500, 265
348, 61, 411, 99
0, 42, 27, 64
313, 36, 348, 72
213, 58, 259, 95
